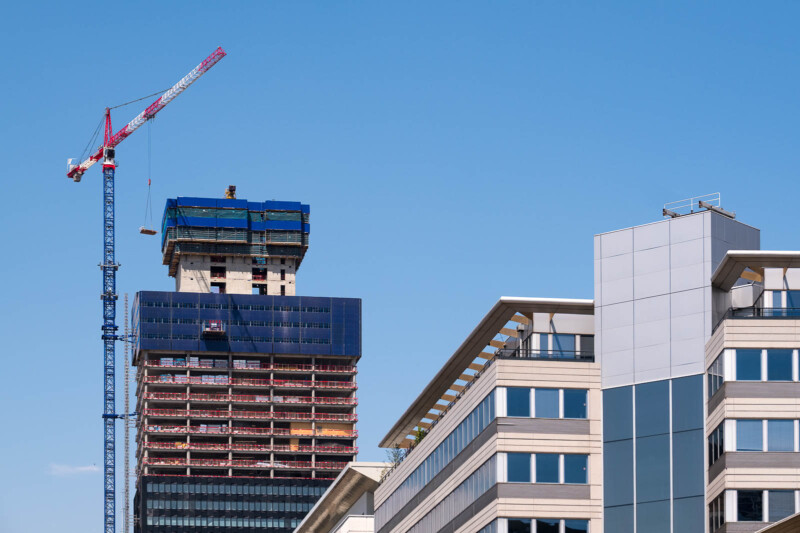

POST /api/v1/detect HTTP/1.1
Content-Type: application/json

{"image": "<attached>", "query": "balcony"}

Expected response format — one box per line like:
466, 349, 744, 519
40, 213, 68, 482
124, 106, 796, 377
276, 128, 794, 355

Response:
493, 348, 595, 362
714, 307, 800, 332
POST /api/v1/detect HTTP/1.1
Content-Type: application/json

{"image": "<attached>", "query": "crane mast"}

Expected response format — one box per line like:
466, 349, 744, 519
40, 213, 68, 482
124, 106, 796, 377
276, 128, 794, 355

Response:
67, 47, 226, 533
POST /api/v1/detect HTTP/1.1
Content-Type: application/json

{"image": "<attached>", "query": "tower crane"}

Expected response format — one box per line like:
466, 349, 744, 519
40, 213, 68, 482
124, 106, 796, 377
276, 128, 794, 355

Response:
66, 46, 226, 533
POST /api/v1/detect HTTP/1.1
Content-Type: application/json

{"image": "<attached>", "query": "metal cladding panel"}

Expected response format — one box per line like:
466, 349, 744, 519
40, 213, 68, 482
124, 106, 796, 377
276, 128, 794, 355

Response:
265, 200, 302, 211
172, 339, 200, 352
263, 220, 303, 231
230, 341, 258, 352
177, 197, 217, 208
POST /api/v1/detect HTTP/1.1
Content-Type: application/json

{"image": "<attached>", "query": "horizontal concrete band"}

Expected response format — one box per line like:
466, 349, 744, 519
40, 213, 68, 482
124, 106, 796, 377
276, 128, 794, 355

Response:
709, 452, 800, 483
708, 382, 800, 414
440, 484, 592, 533
377, 418, 590, 533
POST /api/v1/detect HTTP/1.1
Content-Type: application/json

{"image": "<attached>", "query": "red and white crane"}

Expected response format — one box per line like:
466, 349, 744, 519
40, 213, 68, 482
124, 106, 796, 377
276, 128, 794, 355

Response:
66, 46, 226, 533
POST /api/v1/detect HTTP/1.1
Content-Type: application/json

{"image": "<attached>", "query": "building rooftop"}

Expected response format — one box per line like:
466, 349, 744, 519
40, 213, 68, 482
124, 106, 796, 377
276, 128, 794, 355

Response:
378, 297, 594, 448
293, 462, 387, 533
712, 250, 800, 291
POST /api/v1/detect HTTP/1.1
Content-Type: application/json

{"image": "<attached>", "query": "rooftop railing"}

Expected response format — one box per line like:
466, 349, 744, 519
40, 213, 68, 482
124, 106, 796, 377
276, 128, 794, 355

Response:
714, 307, 800, 332
493, 348, 595, 362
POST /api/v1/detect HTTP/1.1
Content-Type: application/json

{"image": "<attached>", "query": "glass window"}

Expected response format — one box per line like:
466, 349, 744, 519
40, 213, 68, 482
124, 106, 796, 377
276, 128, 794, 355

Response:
508, 519, 531, 533
788, 290, 800, 309
738, 490, 764, 521
637, 500, 670, 533
737, 420, 763, 451
736, 349, 762, 381
535, 388, 559, 418
536, 454, 559, 483
507, 453, 531, 483
768, 420, 794, 451
553, 334, 576, 356
605, 505, 634, 532
635, 380, 669, 438
603, 386, 633, 441
506, 388, 530, 417
636, 434, 670, 503
564, 454, 588, 484
535, 519, 559, 533
673, 375, 704, 432
564, 520, 589, 533
580, 335, 594, 355
564, 389, 588, 419
769, 490, 795, 522
604, 440, 634, 507
673, 429, 704, 499
767, 350, 793, 381
539, 334, 549, 354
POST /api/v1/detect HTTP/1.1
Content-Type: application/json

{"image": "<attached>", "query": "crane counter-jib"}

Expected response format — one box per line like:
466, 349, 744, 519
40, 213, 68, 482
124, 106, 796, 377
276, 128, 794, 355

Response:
67, 46, 226, 182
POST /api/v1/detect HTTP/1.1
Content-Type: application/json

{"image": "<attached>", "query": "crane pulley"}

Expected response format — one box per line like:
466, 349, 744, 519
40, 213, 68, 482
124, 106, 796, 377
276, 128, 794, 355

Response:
65, 46, 226, 533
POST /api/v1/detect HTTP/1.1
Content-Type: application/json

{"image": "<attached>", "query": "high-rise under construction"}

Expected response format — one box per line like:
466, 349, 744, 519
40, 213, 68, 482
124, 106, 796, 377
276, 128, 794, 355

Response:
132, 192, 361, 532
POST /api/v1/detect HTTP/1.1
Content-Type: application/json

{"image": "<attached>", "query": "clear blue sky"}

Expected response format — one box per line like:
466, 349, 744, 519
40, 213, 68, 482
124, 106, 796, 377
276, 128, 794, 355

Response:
2, 2, 800, 531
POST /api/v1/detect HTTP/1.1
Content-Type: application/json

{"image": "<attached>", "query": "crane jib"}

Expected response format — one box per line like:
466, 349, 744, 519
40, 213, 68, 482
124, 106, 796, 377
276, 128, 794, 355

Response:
67, 46, 226, 180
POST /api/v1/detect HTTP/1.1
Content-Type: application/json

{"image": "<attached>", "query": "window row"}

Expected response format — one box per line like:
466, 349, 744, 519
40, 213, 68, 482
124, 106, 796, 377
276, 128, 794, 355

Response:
708, 423, 724, 467
142, 317, 331, 329
503, 453, 588, 485
407, 455, 497, 533
145, 482, 326, 497
504, 387, 588, 419
145, 516, 300, 529
145, 499, 314, 512
736, 419, 798, 452
708, 348, 799, 398
533, 333, 594, 355
140, 302, 330, 313
496, 518, 589, 533
374, 391, 496, 528
710, 489, 799, 530
141, 333, 332, 345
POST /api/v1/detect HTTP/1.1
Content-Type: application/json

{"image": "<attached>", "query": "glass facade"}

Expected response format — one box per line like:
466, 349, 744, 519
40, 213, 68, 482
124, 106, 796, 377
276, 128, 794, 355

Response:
535, 389, 559, 418
375, 392, 495, 528
496, 519, 589, 533
708, 422, 724, 467
564, 454, 588, 484
737, 420, 763, 451
507, 387, 530, 417
563, 389, 588, 419
767, 420, 794, 451
767, 349, 793, 381
769, 490, 796, 522
535, 454, 559, 483
736, 349, 762, 381
508, 453, 531, 483
505, 387, 588, 420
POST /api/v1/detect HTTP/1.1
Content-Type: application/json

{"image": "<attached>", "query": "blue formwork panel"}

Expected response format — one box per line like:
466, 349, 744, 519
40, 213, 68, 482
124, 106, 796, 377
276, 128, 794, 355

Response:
265, 200, 302, 211
301, 343, 330, 356
216, 199, 248, 210
303, 224, 310, 233
250, 221, 266, 232
301, 204, 310, 214
177, 197, 217, 208
216, 218, 248, 229
247, 201, 263, 211
172, 339, 200, 352
183, 217, 217, 228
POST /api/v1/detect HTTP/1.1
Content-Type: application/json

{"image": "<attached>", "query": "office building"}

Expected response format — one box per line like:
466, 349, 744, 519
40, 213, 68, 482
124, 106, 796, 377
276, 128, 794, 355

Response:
133, 195, 362, 533
375, 298, 602, 533
372, 196, 800, 532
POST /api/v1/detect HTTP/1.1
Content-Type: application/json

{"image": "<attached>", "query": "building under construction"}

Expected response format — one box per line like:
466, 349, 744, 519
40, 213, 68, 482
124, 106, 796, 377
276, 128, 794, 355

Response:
133, 194, 361, 532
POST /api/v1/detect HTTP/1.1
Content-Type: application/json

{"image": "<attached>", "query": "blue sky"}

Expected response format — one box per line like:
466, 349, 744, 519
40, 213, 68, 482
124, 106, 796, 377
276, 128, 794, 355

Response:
2, 2, 800, 531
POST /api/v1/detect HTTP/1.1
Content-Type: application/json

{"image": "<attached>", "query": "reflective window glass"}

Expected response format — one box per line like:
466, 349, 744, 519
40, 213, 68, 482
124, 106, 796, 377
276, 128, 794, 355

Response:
767, 350, 793, 381
536, 454, 559, 483
507, 453, 531, 483
738, 490, 763, 521
506, 388, 530, 417
736, 349, 762, 381
580, 335, 594, 355
788, 291, 800, 309
603, 386, 633, 441
564, 520, 589, 533
637, 500, 670, 533
564, 389, 588, 419
564, 454, 588, 484
636, 434, 670, 503
604, 440, 634, 506
508, 519, 531, 533
769, 490, 795, 522
535, 388, 559, 418
635, 380, 669, 437
553, 334, 575, 356
536, 519, 559, 533
737, 420, 763, 451
768, 420, 794, 451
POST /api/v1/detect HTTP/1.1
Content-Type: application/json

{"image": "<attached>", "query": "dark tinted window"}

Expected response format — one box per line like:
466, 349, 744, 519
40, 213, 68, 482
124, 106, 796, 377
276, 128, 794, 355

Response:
604, 440, 634, 506
536, 454, 559, 483
737, 420, 763, 451
506, 387, 530, 417
580, 335, 594, 355
769, 490, 795, 522
767, 349, 793, 381
603, 387, 633, 441
674, 496, 704, 533
636, 434, 670, 503
508, 519, 531, 533
636, 499, 670, 533
788, 290, 800, 308
736, 349, 762, 381
553, 334, 575, 356
563, 389, 587, 419
564, 454, 588, 484
535, 519, 559, 533
673, 430, 704, 498
737, 490, 763, 521
768, 420, 794, 451
604, 505, 634, 532
672, 375, 704, 432
636, 380, 669, 437
507, 453, 531, 483
564, 520, 589, 533
535, 388, 559, 418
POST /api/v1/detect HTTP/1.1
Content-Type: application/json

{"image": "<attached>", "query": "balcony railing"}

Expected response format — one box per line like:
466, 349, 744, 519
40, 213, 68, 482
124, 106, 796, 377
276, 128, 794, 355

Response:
142, 392, 357, 406
145, 425, 358, 438
494, 348, 595, 362
144, 360, 357, 374
714, 307, 800, 332
143, 375, 357, 389
143, 457, 348, 470
143, 441, 357, 454
142, 408, 357, 422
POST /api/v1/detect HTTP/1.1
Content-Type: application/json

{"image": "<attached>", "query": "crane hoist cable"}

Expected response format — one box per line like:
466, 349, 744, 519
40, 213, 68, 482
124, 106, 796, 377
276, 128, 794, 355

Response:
140, 121, 157, 235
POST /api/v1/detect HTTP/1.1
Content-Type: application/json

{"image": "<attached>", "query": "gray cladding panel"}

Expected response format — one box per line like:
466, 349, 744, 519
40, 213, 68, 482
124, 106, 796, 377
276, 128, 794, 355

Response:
596, 212, 761, 388
496, 417, 591, 435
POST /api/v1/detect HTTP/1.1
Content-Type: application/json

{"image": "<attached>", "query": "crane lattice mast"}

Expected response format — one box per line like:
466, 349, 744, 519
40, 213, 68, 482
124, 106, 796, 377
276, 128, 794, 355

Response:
66, 46, 226, 533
